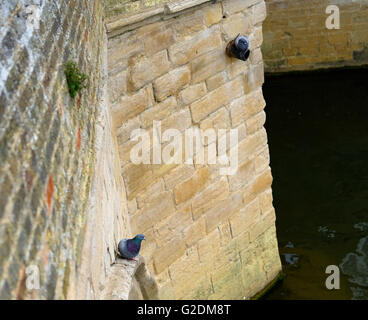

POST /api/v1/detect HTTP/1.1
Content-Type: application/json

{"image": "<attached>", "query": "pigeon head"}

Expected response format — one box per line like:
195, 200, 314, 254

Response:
134, 234, 146, 242
234, 34, 249, 52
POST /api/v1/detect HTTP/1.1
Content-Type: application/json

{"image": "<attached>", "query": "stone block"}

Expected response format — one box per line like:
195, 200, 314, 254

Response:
163, 165, 196, 190
111, 85, 154, 128
108, 36, 144, 72
142, 25, 175, 55
140, 96, 177, 128
229, 95, 247, 127
161, 107, 192, 133
173, 10, 206, 39
230, 88, 265, 127
108, 70, 127, 103
218, 221, 232, 246
259, 188, 274, 215
203, 3, 223, 26
249, 168, 273, 199
250, 47, 263, 65
254, 146, 270, 174
136, 179, 165, 208
228, 159, 255, 191
179, 82, 207, 105
116, 117, 141, 145
204, 191, 243, 233
230, 198, 260, 237
252, 1, 267, 25
191, 76, 244, 123
129, 50, 171, 90
155, 205, 192, 247
153, 66, 191, 101
200, 107, 231, 145
249, 26, 263, 49
153, 234, 186, 274
130, 191, 176, 233
245, 63, 264, 93
173, 167, 210, 204
168, 28, 223, 66
205, 71, 228, 91
191, 49, 227, 83
249, 208, 276, 242
222, 13, 250, 39
240, 247, 266, 298
197, 229, 221, 265
210, 259, 244, 299
237, 128, 267, 166
192, 177, 229, 219
169, 247, 204, 297
222, 0, 260, 16
183, 216, 206, 248
246, 110, 266, 134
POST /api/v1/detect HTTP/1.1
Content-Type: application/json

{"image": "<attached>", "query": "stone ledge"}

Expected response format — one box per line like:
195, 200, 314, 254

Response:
102, 256, 159, 300
102, 257, 140, 300
106, 0, 215, 36
106, 7, 165, 35
166, 0, 209, 13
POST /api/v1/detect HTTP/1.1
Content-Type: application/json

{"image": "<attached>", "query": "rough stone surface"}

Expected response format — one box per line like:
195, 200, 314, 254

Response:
0, 0, 283, 301
106, 0, 281, 300
0, 0, 107, 300
263, 0, 368, 72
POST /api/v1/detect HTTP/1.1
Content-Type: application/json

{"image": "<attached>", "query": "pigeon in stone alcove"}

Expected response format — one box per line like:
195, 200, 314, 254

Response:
118, 234, 146, 261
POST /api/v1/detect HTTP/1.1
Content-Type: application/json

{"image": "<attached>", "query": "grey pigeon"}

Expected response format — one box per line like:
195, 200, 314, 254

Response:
235, 34, 249, 51
118, 234, 146, 261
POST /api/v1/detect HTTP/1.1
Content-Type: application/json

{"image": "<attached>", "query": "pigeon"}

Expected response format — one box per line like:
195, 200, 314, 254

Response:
227, 34, 250, 61
234, 34, 249, 52
118, 234, 146, 261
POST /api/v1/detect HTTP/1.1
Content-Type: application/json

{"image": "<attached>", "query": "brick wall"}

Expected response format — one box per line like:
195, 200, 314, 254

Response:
262, 0, 368, 72
0, 1, 106, 299
107, 0, 281, 299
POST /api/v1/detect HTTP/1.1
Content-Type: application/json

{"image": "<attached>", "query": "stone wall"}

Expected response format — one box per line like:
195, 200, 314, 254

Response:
72, 31, 131, 300
0, 0, 112, 299
262, 0, 368, 72
107, 0, 281, 299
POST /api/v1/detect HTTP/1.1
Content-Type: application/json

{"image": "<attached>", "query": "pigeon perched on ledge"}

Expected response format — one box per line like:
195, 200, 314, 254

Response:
118, 234, 146, 261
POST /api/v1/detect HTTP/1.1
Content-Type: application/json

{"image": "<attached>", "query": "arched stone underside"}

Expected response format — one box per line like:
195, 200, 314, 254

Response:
263, 0, 368, 72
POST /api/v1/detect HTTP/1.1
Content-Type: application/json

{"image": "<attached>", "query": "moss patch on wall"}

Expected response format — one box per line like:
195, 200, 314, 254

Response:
65, 61, 88, 98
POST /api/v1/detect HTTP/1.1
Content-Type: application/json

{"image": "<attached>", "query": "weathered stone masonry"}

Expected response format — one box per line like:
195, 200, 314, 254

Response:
0, 0, 282, 300
0, 1, 108, 299
262, 0, 368, 72
106, 0, 281, 299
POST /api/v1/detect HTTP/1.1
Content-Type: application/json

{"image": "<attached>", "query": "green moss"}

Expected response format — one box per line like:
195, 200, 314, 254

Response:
251, 271, 285, 300
65, 61, 88, 98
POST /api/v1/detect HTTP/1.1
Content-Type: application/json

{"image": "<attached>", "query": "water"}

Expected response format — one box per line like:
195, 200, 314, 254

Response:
262, 68, 368, 299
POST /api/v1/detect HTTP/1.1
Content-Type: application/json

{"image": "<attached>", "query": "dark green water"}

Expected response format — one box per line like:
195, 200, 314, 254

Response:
263, 68, 368, 300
